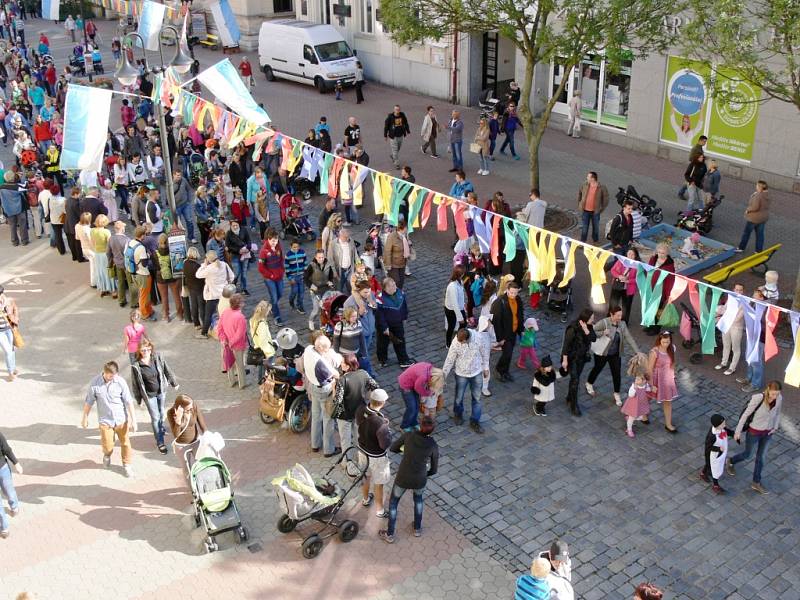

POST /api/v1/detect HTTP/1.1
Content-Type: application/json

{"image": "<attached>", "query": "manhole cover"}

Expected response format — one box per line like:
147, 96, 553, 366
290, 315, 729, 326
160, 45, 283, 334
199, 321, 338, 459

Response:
543, 206, 577, 233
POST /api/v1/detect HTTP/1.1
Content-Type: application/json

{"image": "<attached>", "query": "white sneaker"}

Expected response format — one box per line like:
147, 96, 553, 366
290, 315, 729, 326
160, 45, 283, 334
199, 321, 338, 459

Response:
480, 170, 489, 176
614, 393, 622, 407
477, 169, 483, 175
585, 382, 596, 396
9, 506, 20, 517
103, 454, 111, 468
123, 465, 134, 478
482, 389, 492, 397
714, 363, 726, 370
724, 368, 735, 376
308, 321, 315, 331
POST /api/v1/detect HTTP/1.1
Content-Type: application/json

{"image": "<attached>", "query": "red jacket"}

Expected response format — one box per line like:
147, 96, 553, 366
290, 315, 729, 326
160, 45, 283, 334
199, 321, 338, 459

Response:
33, 121, 52, 143
648, 254, 675, 306
258, 240, 285, 281
46, 66, 57, 86
230, 199, 251, 222
239, 61, 252, 76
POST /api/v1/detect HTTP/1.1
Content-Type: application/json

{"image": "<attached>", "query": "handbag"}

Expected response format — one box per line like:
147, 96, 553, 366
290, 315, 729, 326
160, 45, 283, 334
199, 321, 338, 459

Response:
469, 142, 481, 154
246, 345, 266, 366
590, 334, 611, 356
11, 326, 24, 349
259, 373, 285, 422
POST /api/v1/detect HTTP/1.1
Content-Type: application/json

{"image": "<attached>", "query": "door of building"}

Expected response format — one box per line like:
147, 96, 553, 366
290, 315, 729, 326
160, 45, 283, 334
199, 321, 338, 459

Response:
482, 32, 498, 97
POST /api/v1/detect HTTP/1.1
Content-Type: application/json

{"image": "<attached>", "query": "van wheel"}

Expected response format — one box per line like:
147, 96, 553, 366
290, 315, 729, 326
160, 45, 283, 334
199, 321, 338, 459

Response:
264, 65, 275, 81
314, 77, 326, 94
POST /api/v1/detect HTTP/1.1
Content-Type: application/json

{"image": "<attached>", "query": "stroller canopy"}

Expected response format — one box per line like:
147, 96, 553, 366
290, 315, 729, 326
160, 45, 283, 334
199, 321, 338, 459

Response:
191, 456, 233, 513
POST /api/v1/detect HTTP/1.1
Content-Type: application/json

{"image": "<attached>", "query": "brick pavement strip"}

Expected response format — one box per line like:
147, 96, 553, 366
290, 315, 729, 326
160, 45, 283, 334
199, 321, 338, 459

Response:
3, 17, 800, 600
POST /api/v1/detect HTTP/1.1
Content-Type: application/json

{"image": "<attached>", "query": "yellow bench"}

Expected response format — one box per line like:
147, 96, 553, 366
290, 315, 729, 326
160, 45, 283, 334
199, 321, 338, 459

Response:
703, 243, 782, 285
198, 34, 220, 50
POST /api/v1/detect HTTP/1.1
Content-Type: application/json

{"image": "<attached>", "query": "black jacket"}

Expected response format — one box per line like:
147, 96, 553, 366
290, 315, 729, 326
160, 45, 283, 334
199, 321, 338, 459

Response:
608, 211, 633, 248
684, 160, 707, 186
355, 404, 392, 457
490, 294, 524, 341
65, 195, 83, 230
182, 258, 204, 293
383, 112, 410, 139
561, 321, 597, 364
390, 430, 438, 490
79, 195, 109, 225
333, 369, 379, 421
225, 227, 252, 256
130, 353, 177, 403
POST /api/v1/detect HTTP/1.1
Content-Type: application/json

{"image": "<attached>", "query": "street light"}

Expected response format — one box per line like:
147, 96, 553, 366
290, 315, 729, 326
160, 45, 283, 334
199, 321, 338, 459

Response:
115, 27, 192, 222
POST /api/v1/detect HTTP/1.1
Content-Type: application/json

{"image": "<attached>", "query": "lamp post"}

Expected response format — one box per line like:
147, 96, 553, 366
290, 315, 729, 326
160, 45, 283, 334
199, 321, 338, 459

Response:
114, 28, 192, 220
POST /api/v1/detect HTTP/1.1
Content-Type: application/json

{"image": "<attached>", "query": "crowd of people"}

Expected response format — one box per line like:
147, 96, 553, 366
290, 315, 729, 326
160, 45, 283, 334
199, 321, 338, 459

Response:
0, 17, 788, 598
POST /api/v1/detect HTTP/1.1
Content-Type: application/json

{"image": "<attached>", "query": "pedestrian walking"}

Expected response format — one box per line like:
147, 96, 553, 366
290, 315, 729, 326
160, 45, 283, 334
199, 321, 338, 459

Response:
195, 250, 235, 338
621, 372, 652, 438
699, 413, 734, 493
585, 306, 640, 406
257, 229, 286, 325
420, 106, 441, 158
0, 430, 23, 539
473, 116, 491, 175
304, 248, 337, 330
217, 293, 249, 389
577, 171, 609, 244
64, 14, 76, 42
516, 317, 540, 370
683, 153, 707, 212
514, 557, 551, 600
704, 159, 721, 204
442, 327, 489, 433
332, 353, 378, 452
736, 180, 770, 253
561, 308, 597, 417
443, 266, 466, 347
538, 540, 574, 600
379, 414, 439, 544
491, 281, 525, 382
607, 199, 634, 255
647, 331, 678, 433
0, 285, 20, 382
166, 394, 207, 471
354, 61, 365, 103
81, 361, 137, 478
356, 388, 392, 519
566, 91, 582, 138
383, 105, 410, 170
715, 283, 745, 376
382, 221, 411, 289
375, 277, 413, 368
446, 110, 464, 172
727, 381, 783, 494
499, 102, 521, 160
238, 56, 254, 88
130, 338, 178, 454
303, 334, 342, 457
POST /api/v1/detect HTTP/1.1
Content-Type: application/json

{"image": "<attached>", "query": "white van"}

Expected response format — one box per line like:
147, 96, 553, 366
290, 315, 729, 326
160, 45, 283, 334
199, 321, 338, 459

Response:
258, 20, 358, 93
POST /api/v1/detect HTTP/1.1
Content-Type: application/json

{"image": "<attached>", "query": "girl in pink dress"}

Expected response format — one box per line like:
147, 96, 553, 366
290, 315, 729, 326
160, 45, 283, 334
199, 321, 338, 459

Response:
648, 331, 678, 433
123, 310, 147, 366
622, 374, 652, 438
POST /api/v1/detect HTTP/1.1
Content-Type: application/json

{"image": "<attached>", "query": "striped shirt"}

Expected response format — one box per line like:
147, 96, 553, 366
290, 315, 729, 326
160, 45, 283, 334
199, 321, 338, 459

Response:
284, 248, 307, 278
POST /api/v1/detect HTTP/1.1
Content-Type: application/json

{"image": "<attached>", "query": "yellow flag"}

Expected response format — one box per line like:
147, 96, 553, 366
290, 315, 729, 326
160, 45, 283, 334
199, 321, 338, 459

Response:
559, 241, 579, 288
583, 246, 611, 304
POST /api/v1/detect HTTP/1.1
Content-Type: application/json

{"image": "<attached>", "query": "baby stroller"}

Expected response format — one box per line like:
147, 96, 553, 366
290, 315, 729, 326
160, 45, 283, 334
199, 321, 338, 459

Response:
616, 185, 664, 225
675, 195, 724, 235
259, 358, 311, 433
544, 259, 573, 322
287, 175, 317, 202
272, 448, 368, 559
679, 301, 722, 364
189, 453, 248, 553
278, 193, 316, 241
320, 290, 347, 335
188, 152, 206, 187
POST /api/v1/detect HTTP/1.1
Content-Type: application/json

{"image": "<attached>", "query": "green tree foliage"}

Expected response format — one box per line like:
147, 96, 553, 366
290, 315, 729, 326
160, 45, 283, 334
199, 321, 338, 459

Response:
380, 0, 679, 187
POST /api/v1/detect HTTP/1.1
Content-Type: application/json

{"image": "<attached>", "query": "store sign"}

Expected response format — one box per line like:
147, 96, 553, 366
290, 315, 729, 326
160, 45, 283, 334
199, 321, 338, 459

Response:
660, 56, 760, 162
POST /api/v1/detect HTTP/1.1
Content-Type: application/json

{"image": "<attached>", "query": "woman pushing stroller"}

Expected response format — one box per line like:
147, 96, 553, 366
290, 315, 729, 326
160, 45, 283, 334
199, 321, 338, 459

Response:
167, 394, 208, 472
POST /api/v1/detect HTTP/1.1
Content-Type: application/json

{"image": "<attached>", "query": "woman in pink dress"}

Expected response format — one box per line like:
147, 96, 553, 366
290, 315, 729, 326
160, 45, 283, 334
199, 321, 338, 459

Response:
647, 331, 678, 433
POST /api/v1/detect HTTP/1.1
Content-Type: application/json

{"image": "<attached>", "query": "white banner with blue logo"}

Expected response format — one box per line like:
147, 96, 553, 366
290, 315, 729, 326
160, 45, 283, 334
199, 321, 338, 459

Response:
41, 0, 59, 20
208, 0, 240, 48
60, 85, 113, 172
197, 59, 270, 125
137, 0, 167, 51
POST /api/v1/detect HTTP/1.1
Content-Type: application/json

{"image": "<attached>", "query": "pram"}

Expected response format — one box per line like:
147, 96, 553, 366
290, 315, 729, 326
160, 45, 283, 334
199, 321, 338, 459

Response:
675, 195, 724, 235
258, 358, 311, 433
189, 453, 248, 553
272, 448, 368, 559
287, 175, 317, 202
616, 185, 664, 225
679, 301, 722, 364
544, 259, 573, 322
278, 193, 316, 241
320, 290, 347, 335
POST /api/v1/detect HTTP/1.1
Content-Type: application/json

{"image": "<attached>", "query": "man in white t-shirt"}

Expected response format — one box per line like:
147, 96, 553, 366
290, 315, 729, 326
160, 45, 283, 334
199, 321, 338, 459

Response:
520, 187, 547, 230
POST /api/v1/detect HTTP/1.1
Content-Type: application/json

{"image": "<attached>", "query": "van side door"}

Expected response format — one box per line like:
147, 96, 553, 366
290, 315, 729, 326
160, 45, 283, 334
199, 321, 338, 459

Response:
302, 44, 318, 80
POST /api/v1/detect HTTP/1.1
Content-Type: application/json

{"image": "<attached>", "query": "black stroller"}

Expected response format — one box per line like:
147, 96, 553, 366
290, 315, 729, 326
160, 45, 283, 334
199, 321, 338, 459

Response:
544, 259, 573, 322
616, 185, 664, 225
272, 448, 368, 559
679, 301, 722, 364
675, 195, 724, 235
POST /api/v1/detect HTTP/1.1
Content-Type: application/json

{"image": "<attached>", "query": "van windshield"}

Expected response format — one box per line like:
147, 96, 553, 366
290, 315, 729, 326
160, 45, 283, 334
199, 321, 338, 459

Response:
314, 41, 353, 62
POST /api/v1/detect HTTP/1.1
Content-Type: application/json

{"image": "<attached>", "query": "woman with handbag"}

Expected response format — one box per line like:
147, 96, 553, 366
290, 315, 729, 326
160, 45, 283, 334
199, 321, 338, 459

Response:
647, 331, 679, 433
217, 293, 249, 389
585, 305, 641, 407
130, 338, 179, 454
608, 248, 640, 323
561, 308, 597, 417
473, 117, 491, 176
0, 285, 20, 381
195, 250, 235, 338
166, 394, 207, 473
332, 354, 379, 454
90, 214, 117, 298
183, 247, 206, 329
249, 300, 276, 382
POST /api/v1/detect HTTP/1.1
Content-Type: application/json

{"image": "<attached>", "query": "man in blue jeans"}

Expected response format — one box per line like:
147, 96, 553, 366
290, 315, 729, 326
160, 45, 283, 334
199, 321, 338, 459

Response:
442, 328, 489, 434
446, 109, 464, 173
172, 171, 196, 243
577, 171, 609, 243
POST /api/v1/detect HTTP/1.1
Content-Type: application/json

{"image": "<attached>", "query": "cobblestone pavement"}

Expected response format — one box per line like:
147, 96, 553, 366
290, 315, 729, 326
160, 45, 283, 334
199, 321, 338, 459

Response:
1, 18, 799, 600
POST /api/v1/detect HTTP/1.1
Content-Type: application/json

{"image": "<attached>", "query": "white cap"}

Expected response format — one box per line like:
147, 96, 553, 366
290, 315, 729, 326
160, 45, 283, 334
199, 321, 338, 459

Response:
370, 389, 388, 404
524, 317, 538, 331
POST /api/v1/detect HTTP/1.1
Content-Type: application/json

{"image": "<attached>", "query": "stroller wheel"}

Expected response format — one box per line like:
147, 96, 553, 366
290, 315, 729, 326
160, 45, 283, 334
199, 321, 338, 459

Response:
205, 537, 218, 553
260, 411, 276, 424
237, 526, 249, 543
651, 210, 664, 224
682, 339, 694, 349
289, 394, 311, 433
338, 520, 359, 543
302, 534, 324, 559
302, 189, 312, 201
277, 514, 297, 533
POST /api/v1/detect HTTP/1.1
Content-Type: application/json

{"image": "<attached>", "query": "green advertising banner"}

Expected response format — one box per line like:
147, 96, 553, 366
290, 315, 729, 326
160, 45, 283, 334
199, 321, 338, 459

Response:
705, 67, 760, 161
660, 56, 710, 148
660, 56, 761, 162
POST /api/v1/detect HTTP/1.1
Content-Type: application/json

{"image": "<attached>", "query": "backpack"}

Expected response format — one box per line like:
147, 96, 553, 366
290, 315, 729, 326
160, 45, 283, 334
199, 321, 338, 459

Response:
157, 252, 172, 281
124, 240, 142, 274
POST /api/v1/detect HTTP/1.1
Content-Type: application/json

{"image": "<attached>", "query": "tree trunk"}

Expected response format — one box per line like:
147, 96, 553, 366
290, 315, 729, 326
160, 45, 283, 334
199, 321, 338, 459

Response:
793, 263, 800, 311
517, 51, 537, 188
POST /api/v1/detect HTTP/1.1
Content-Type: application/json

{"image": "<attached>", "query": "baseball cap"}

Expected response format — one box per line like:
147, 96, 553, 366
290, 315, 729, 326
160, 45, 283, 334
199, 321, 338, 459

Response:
370, 389, 388, 404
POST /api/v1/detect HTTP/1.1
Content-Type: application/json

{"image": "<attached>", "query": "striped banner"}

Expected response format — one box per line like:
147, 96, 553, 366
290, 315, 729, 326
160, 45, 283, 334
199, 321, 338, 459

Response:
41, 0, 60, 20
60, 85, 113, 172
137, 0, 167, 51
197, 59, 270, 125
208, 0, 240, 47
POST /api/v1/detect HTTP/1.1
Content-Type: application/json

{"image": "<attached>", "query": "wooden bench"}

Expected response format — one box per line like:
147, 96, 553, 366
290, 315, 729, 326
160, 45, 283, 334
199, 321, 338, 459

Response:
703, 243, 782, 285
198, 34, 220, 50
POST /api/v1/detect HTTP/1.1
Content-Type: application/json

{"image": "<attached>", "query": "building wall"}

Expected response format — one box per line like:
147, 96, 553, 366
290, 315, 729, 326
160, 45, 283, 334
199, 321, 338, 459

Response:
194, 0, 295, 51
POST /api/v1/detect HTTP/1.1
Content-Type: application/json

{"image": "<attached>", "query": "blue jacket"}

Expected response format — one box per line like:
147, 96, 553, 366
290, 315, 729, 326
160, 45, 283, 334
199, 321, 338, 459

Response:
375, 290, 408, 331
0, 183, 25, 216
449, 180, 474, 199
246, 174, 266, 205
514, 575, 550, 600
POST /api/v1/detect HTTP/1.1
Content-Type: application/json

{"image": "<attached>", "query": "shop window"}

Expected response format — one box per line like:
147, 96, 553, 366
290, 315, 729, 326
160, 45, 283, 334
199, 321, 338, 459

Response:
578, 55, 602, 122
359, 0, 373, 33
301, 0, 307, 15
600, 59, 631, 129
552, 60, 569, 104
